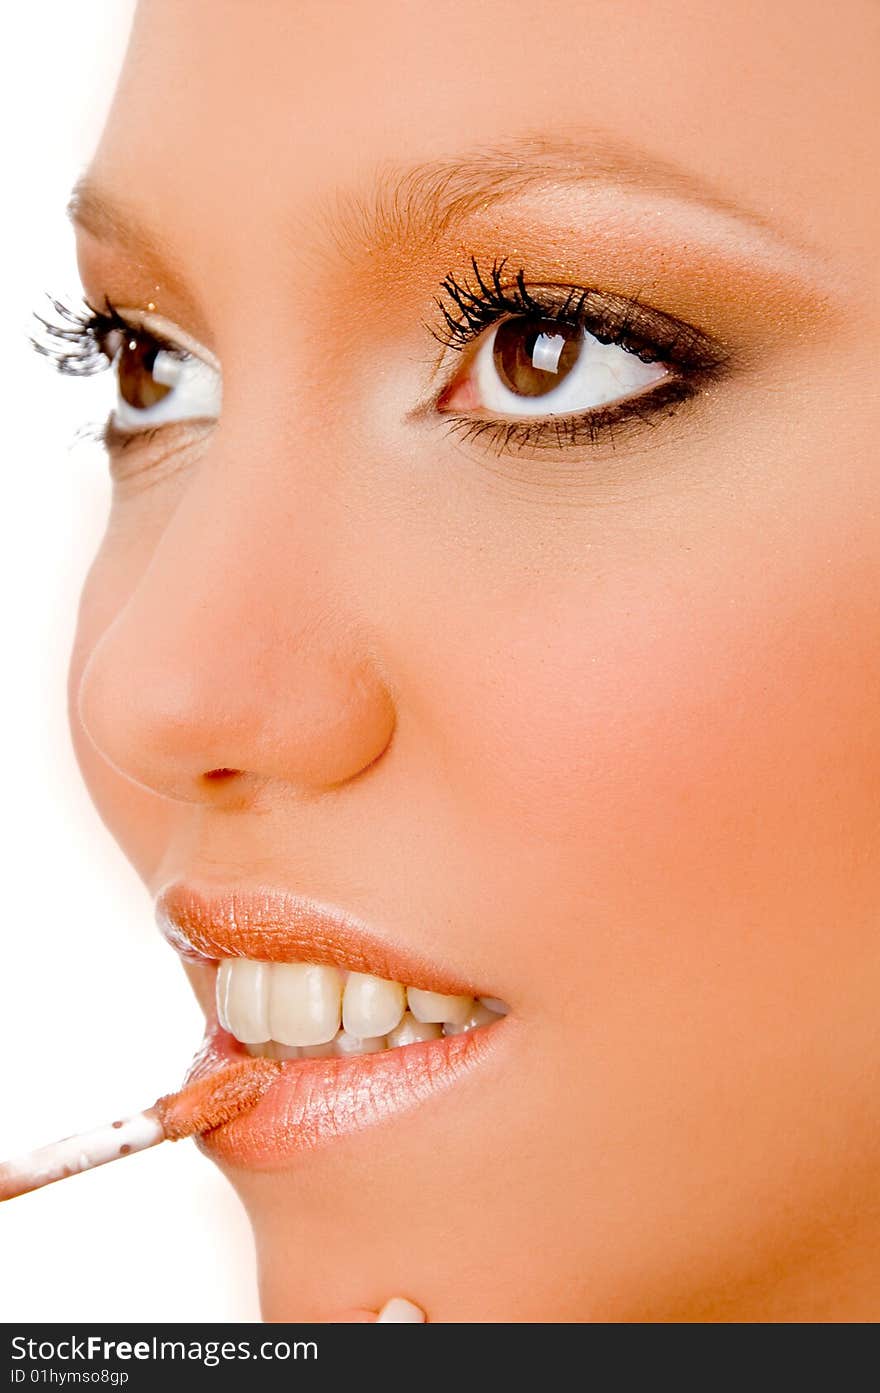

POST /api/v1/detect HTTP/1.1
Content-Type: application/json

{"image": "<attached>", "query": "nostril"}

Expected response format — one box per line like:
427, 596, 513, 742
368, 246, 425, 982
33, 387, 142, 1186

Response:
203, 768, 241, 781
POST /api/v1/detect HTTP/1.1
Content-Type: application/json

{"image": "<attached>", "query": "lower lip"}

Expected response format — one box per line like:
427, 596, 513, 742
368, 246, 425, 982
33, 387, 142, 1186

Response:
187, 1016, 503, 1169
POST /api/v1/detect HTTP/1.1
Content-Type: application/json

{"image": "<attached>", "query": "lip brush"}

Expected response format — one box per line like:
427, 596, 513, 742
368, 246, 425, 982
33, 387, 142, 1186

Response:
0, 1058, 281, 1203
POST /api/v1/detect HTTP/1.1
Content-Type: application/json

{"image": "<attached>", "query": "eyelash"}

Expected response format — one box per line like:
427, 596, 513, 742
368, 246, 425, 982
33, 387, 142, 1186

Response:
31, 295, 184, 453
32, 263, 727, 459
427, 255, 728, 453
32, 295, 129, 376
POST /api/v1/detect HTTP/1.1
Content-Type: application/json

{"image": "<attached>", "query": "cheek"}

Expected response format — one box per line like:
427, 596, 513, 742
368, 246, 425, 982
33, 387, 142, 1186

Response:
405, 482, 880, 1300
438, 486, 880, 1005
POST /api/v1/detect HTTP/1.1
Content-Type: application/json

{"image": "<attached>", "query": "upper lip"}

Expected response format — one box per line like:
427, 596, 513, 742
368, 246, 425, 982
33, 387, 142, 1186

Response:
156, 882, 478, 996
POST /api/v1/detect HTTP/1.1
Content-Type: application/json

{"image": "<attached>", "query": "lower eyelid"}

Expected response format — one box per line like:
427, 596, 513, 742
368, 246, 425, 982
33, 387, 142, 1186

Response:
439, 373, 704, 458
102, 419, 162, 453
102, 415, 213, 457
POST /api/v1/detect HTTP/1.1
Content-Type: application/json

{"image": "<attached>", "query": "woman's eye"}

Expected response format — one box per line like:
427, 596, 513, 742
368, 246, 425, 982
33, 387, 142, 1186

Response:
109, 329, 222, 434
438, 315, 668, 420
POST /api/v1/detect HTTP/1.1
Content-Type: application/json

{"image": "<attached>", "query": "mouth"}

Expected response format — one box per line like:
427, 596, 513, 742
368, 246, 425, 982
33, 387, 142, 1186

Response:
156, 884, 510, 1168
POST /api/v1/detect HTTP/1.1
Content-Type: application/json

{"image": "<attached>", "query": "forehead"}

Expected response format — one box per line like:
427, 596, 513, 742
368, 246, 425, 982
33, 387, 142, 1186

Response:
90, 0, 874, 290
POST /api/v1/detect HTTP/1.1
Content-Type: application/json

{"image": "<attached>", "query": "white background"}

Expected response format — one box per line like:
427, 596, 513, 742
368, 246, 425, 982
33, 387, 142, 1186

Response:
0, 4, 260, 1320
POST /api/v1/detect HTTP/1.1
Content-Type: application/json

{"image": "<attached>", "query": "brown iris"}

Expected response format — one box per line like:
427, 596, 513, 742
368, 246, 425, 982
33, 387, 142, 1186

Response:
116, 335, 173, 410
492, 316, 582, 398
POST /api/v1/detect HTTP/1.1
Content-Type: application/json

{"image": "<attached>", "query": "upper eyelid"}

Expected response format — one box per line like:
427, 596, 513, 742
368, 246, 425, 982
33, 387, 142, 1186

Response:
429, 266, 729, 375
105, 307, 221, 373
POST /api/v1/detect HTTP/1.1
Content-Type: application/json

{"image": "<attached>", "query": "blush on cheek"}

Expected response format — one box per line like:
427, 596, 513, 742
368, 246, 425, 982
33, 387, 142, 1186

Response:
442, 526, 880, 990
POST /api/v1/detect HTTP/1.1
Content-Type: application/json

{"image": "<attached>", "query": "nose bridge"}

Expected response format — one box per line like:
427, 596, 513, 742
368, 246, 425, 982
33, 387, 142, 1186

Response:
77, 427, 396, 799
151, 432, 338, 647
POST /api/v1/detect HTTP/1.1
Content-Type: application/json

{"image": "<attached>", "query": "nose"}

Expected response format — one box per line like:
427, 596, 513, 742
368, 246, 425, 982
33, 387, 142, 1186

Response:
76, 451, 397, 803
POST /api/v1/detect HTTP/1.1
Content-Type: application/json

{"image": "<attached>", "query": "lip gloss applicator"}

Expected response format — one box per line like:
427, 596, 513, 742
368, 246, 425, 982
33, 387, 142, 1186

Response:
0, 1059, 281, 1202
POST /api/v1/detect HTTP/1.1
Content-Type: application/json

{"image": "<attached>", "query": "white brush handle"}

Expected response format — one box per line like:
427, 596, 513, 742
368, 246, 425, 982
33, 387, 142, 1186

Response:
0, 1110, 164, 1201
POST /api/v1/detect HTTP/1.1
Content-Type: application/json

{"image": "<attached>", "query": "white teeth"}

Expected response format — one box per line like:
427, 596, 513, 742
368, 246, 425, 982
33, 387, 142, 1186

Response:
299, 1040, 338, 1058
334, 1030, 386, 1056
269, 963, 343, 1047
245, 1041, 300, 1060
218, 958, 271, 1043
386, 1011, 443, 1047
478, 996, 510, 1016
442, 1001, 502, 1035
249, 1031, 386, 1058
219, 960, 506, 1055
216, 960, 233, 1032
342, 972, 406, 1038
407, 987, 474, 1025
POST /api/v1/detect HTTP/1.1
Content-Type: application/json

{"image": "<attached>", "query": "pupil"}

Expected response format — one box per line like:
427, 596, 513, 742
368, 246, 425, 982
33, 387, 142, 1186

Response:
493, 316, 581, 397
118, 337, 173, 410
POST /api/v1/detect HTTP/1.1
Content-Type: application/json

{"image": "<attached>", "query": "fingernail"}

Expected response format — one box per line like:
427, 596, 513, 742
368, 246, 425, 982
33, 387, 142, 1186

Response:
376, 1296, 426, 1323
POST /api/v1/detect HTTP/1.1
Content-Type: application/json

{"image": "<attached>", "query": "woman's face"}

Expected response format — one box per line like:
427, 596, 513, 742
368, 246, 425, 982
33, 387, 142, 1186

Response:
68, 0, 879, 1320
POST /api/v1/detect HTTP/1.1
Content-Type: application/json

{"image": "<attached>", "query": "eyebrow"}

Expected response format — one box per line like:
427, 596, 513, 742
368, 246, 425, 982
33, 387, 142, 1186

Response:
329, 131, 789, 255
68, 128, 795, 284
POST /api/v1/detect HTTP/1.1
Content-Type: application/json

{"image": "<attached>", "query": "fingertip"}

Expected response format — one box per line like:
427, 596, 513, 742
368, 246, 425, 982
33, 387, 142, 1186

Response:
375, 1296, 426, 1323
